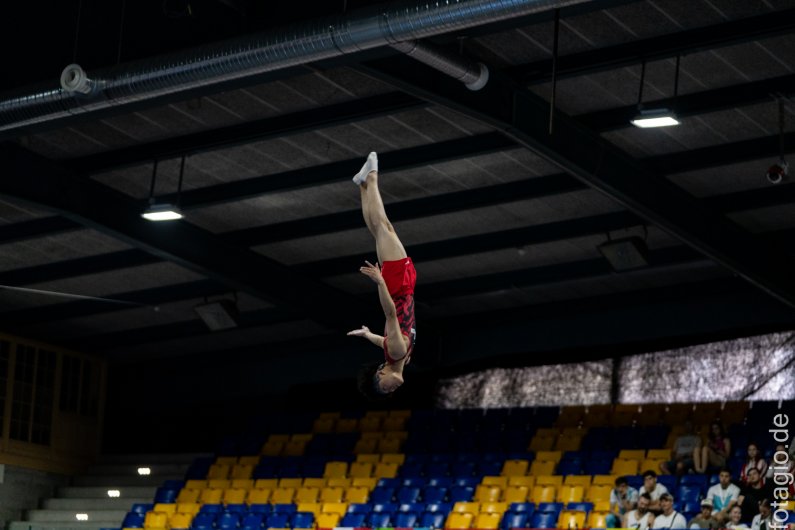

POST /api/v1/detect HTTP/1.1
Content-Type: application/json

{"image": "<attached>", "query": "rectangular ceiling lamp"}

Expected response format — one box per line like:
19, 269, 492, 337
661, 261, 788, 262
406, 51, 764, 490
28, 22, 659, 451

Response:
631, 108, 680, 128
598, 237, 650, 272
194, 300, 239, 331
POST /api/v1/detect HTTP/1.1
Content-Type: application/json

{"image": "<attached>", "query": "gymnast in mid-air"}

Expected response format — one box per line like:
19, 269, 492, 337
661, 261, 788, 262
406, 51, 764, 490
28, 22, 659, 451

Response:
347, 152, 416, 399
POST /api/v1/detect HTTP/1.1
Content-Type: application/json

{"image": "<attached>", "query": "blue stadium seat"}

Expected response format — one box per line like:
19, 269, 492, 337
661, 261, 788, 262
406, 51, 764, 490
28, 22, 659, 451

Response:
252, 462, 278, 479
401, 477, 427, 488
248, 504, 270, 514
530, 511, 558, 528
405, 454, 429, 464
370, 487, 395, 504
399, 503, 425, 513
682, 502, 702, 514
583, 459, 612, 475
397, 486, 422, 504
676, 486, 701, 504
590, 449, 619, 461
426, 462, 451, 476
501, 511, 529, 530
478, 461, 504, 476
427, 477, 453, 488
378, 478, 402, 489
566, 502, 593, 512
131, 504, 154, 515
399, 462, 424, 477
272, 504, 298, 515
626, 475, 644, 490
341, 513, 366, 527
708, 474, 720, 486
454, 477, 480, 487
536, 503, 563, 515
422, 486, 447, 503
292, 512, 314, 528
153, 487, 178, 503
217, 513, 240, 530
508, 503, 535, 513
225, 504, 247, 514
657, 475, 677, 492
199, 504, 224, 514
420, 511, 447, 529
265, 514, 290, 529
556, 460, 582, 475
429, 454, 455, 463
190, 513, 214, 530
679, 475, 708, 490
347, 503, 373, 514
240, 513, 264, 530
121, 513, 144, 528
425, 502, 453, 513
368, 511, 393, 527
371, 503, 399, 513
162, 480, 185, 490
300, 460, 325, 478
451, 461, 476, 476
394, 512, 419, 527
449, 486, 475, 502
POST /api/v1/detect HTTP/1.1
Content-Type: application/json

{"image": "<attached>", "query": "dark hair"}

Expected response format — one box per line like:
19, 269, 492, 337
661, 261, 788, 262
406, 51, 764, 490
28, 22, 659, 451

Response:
711, 421, 725, 437
615, 476, 628, 487
660, 493, 673, 501
356, 362, 392, 402
642, 470, 657, 479
639, 493, 652, 501
758, 498, 771, 508
719, 466, 732, 475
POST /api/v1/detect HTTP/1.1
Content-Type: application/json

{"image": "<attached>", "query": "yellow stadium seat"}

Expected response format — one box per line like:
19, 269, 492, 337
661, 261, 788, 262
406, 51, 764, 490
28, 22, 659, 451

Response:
207, 464, 231, 480
507, 476, 535, 488
247, 488, 271, 504
361, 432, 384, 440
207, 479, 230, 489
320, 487, 344, 503
446, 513, 474, 529
326, 477, 352, 488
530, 485, 556, 503
373, 462, 398, 478
144, 512, 169, 528
351, 477, 376, 489
231, 479, 254, 490
199, 488, 223, 504
321, 502, 348, 515
558, 510, 587, 529
356, 454, 380, 464
593, 500, 611, 512
283, 440, 307, 456
254, 479, 278, 489
381, 453, 405, 465
618, 450, 646, 461
501, 460, 529, 476
354, 438, 379, 454
365, 410, 389, 419
479, 502, 507, 514
270, 488, 295, 504
237, 455, 259, 465
563, 476, 591, 487
475, 485, 502, 503
231, 464, 253, 479
529, 460, 556, 476
184, 480, 206, 490
535, 475, 563, 487
503, 486, 529, 503
382, 416, 407, 430
641, 459, 666, 474
555, 433, 584, 452
384, 430, 409, 441
592, 475, 618, 485
349, 462, 373, 478
215, 456, 237, 465
587, 484, 612, 502
176, 489, 200, 503
557, 485, 585, 503
473, 513, 500, 529
336, 418, 358, 433
324, 462, 348, 478
291, 433, 312, 442
588, 511, 610, 528
295, 487, 320, 503
154, 504, 176, 514
169, 512, 193, 529
536, 451, 563, 463
482, 476, 509, 488
175, 504, 200, 516
297, 503, 321, 516
267, 434, 290, 443
611, 459, 639, 476
453, 502, 480, 514
260, 440, 284, 456
313, 418, 335, 433
378, 438, 403, 453
529, 434, 555, 452
359, 416, 381, 432
388, 409, 411, 418
345, 486, 370, 503
646, 449, 670, 460
316, 513, 341, 528
279, 478, 303, 488
303, 478, 327, 488
223, 488, 247, 504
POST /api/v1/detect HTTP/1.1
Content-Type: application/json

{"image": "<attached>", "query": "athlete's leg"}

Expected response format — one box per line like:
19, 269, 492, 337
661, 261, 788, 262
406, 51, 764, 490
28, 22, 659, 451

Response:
359, 171, 407, 264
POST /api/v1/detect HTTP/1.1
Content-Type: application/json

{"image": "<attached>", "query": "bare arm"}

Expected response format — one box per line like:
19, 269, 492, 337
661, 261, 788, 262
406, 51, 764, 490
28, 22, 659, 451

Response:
347, 325, 384, 349
360, 261, 407, 360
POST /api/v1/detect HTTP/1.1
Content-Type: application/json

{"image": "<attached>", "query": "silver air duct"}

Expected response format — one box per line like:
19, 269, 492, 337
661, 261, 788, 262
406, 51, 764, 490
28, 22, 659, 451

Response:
0, 0, 590, 134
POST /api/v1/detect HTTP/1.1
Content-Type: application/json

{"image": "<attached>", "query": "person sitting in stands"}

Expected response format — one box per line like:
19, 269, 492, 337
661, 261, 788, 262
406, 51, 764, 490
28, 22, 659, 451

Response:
706, 467, 741, 524
737, 468, 772, 525
651, 493, 687, 529
640, 469, 669, 513
750, 498, 773, 530
727, 506, 750, 530
624, 493, 655, 530
695, 421, 731, 473
740, 442, 768, 485
688, 498, 720, 529
662, 421, 701, 476
609, 476, 639, 527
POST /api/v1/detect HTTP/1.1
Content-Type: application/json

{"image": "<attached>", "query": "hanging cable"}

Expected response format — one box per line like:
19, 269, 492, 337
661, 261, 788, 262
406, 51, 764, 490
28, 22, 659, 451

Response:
636, 59, 646, 111
177, 155, 186, 208
672, 54, 680, 111
148, 160, 159, 204
548, 9, 560, 136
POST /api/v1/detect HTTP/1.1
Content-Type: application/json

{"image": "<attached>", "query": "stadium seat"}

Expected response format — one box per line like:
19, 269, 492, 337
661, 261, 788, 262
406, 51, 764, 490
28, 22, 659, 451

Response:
278, 478, 303, 488
175, 504, 200, 516
122, 513, 145, 528
556, 485, 585, 503
347, 503, 372, 514
190, 513, 214, 530
557, 510, 586, 529
450, 486, 476, 502
421, 511, 447, 529
216, 513, 240, 530
344, 486, 369, 503
480, 502, 507, 514
677, 486, 701, 504
321, 502, 348, 516
563, 476, 591, 487
556, 460, 583, 475
176, 489, 200, 503
503, 486, 530, 503
340, 513, 366, 527
501, 460, 530, 476
423, 486, 448, 503
586, 484, 612, 502
323, 462, 348, 478
483, 476, 509, 487
591, 475, 617, 486
292, 512, 314, 529
369, 487, 394, 504
349, 462, 373, 477
501, 511, 528, 530
368, 512, 393, 528
646, 449, 670, 459
394, 511, 419, 527
530, 485, 556, 503
587, 510, 610, 527
535, 475, 563, 487
612, 459, 640, 476
446, 512, 474, 529
240, 514, 264, 530
475, 485, 502, 503
474, 512, 501, 529
529, 511, 557, 529
507, 476, 535, 488
315, 513, 341, 529
529, 460, 556, 475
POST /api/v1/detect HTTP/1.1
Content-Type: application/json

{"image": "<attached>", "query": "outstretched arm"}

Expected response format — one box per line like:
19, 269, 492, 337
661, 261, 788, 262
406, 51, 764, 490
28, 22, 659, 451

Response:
347, 325, 384, 349
359, 261, 407, 359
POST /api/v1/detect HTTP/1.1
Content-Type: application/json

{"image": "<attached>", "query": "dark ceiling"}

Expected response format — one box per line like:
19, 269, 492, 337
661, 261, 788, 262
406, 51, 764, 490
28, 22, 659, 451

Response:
1, 0, 795, 370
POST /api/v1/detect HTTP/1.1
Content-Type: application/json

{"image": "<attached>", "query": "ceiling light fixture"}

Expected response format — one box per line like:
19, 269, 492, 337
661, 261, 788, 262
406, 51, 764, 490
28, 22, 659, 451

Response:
194, 296, 240, 331
141, 157, 186, 221
631, 55, 682, 129
137, 467, 151, 475
598, 227, 651, 272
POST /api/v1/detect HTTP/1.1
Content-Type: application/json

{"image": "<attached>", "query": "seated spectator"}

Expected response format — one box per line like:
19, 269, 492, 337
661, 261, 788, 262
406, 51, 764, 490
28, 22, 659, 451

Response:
727, 506, 749, 529
737, 468, 772, 525
609, 476, 639, 527
651, 493, 687, 529
706, 467, 741, 523
661, 421, 701, 476
740, 443, 768, 485
640, 470, 669, 513
688, 499, 720, 529
765, 444, 794, 497
624, 492, 655, 530
695, 421, 731, 473
750, 499, 772, 530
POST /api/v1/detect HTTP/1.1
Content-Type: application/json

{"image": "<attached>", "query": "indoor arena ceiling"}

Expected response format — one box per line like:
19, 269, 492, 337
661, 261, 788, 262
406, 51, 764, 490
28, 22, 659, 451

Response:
1, 0, 795, 365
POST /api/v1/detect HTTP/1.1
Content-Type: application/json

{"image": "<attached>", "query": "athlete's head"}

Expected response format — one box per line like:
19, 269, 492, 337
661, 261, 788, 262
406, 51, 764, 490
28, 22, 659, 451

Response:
356, 361, 403, 400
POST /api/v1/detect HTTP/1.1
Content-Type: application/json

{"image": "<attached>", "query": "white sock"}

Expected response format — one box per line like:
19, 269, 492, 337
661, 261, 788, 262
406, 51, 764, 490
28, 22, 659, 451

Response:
353, 152, 378, 185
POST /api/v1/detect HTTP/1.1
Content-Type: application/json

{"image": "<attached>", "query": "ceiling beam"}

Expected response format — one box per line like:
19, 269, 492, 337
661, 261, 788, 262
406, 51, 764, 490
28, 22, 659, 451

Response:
508, 8, 795, 84
0, 143, 368, 330
357, 56, 795, 307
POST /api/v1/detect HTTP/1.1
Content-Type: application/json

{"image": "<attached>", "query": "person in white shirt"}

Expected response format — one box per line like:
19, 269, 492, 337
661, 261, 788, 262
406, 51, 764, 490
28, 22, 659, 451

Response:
625, 493, 655, 530
706, 467, 742, 523
727, 505, 749, 529
651, 493, 687, 529
640, 470, 670, 512
750, 498, 772, 530
609, 475, 640, 526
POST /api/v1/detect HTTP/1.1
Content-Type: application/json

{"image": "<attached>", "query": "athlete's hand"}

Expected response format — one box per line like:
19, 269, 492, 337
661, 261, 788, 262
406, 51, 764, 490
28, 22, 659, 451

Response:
347, 325, 370, 337
359, 260, 384, 285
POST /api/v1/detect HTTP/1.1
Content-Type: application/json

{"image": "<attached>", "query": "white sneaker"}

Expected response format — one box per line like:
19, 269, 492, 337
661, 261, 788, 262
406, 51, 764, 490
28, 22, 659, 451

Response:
353, 151, 378, 185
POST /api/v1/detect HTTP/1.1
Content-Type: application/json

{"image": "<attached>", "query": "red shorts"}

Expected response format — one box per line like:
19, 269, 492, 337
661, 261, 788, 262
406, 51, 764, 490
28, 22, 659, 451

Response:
381, 257, 416, 297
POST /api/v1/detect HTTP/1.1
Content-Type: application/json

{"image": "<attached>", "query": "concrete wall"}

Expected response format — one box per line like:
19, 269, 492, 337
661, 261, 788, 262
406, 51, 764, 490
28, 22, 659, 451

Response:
0, 464, 69, 530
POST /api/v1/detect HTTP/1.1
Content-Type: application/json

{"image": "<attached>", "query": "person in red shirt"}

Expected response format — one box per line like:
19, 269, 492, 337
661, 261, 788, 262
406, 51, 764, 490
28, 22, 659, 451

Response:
347, 152, 417, 399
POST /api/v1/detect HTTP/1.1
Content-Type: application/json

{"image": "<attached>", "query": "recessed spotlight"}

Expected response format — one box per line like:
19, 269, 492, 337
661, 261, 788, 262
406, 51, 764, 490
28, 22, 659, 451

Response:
107, 490, 121, 497
76, 514, 89, 521
137, 467, 151, 475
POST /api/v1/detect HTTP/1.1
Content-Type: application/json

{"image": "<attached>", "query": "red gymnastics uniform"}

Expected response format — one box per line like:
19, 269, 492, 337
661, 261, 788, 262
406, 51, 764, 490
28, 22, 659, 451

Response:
381, 257, 416, 364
